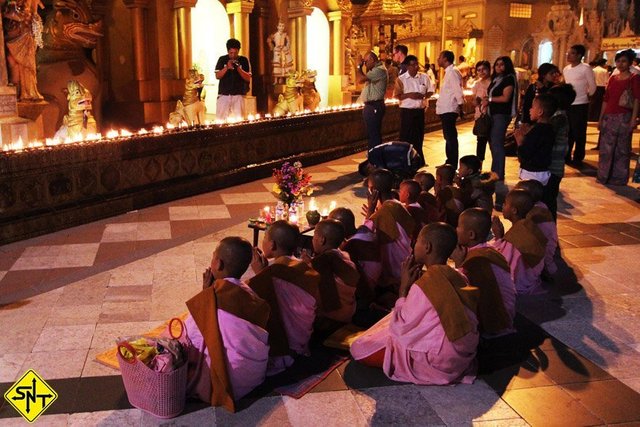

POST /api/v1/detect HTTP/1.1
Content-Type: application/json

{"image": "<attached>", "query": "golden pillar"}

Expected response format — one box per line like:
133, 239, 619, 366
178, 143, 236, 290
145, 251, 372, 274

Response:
174, 0, 197, 80
328, 11, 343, 76
226, 0, 256, 113
123, 0, 150, 82
226, 1, 254, 53
288, 6, 312, 71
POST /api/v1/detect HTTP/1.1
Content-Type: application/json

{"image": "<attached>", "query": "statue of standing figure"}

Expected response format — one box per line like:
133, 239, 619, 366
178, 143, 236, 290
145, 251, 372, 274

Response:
2, 0, 44, 101
267, 21, 294, 83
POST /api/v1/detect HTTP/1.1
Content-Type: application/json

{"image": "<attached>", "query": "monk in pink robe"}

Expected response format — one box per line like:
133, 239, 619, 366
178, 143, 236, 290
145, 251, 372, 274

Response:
330, 207, 382, 301
452, 208, 516, 337
184, 237, 270, 412
364, 200, 415, 286
415, 171, 440, 223
350, 223, 480, 385
303, 219, 359, 325
362, 169, 415, 287
400, 179, 430, 241
491, 189, 548, 295
249, 220, 320, 375
515, 180, 558, 276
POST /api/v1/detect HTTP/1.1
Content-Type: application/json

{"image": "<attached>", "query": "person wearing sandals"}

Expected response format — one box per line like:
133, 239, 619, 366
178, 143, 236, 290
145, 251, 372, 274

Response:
597, 49, 640, 186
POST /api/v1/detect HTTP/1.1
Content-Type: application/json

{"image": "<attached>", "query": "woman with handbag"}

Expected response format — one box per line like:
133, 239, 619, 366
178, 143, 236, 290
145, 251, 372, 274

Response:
597, 49, 640, 186
471, 61, 491, 163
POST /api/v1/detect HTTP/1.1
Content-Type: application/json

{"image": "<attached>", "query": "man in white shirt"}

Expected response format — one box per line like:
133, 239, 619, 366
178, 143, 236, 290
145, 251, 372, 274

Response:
590, 58, 610, 134
436, 50, 465, 167
395, 55, 435, 167
563, 44, 596, 166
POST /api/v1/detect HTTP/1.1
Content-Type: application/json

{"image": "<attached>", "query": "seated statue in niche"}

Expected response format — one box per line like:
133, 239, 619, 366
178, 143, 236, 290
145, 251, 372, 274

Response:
169, 69, 206, 126
2, 0, 44, 102
267, 21, 294, 83
54, 80, 96, 140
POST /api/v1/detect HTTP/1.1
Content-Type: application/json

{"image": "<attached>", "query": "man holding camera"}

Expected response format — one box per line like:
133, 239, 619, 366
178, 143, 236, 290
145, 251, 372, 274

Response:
357, 51, 388, 168
215, 38, 252, 120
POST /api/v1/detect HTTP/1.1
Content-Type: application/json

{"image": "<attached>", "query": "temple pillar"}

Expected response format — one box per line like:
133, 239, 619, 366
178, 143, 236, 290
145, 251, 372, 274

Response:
227, 0, 256, 114
123, 0, 150, 82
174, 0, 197, 80
288, 6, 312, 71
328, 10, 350, 105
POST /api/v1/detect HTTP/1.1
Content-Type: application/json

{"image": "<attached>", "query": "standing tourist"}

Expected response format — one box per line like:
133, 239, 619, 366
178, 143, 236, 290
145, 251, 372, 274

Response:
520, 63, 560, 124
395, 55, 435, 167
597, 49, 640, 186
436, 50, 465, 167
590, 58, 610, 124
215, 38, 251, 120
563, 44, 596, 166
470, 60, 491, 163
393, 44, 408, 75
483, 56, 518, 183
357, 51, 388, 168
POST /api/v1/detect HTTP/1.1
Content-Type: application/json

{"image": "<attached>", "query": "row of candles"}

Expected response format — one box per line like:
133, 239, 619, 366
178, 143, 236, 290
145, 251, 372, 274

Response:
1, 100, 400, 153
259, 198, 337, 226
1, 88, 477, 153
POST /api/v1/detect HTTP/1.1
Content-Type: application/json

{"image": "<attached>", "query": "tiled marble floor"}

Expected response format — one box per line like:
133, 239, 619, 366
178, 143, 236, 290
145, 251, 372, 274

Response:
1, 122, 639, 426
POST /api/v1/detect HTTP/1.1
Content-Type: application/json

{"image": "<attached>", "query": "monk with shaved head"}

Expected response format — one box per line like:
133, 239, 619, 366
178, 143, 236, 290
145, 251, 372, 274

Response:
491, 189, 548, 295
330, 207, 382, 303
351, 223, 480, 385
515, 179, 559, 277
185, 236, 270, 410
303, 219, 359, 329
248, 221, 320, 375
452, 208, 516, 337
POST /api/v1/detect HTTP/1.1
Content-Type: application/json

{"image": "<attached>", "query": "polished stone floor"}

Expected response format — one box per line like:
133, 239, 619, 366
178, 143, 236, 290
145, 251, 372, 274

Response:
1, 122, 639, 426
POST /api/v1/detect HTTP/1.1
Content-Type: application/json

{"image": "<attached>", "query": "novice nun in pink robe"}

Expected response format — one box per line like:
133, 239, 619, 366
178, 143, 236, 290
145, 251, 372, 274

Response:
351, 264, 480, 385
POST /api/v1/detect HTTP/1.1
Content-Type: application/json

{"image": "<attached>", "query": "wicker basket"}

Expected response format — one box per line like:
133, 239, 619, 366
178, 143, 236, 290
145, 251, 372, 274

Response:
117, 329, 188, 418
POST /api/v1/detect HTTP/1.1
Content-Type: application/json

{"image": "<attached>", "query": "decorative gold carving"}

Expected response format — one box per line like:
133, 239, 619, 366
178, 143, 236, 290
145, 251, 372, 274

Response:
336, 0, 352, 13
54, 80, 97, 140
267, 22, 294, 82
2, 0, 45, 101
173, 0, 198, 8
169, 69, 206, 126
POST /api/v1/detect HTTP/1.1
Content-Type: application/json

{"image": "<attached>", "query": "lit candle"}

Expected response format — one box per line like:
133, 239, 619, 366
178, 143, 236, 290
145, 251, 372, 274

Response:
308, 197, 317, 212
329, 201, 337, 212
263, 206, 271, 222
289, 213, 298, 225
321, 208, 328, 217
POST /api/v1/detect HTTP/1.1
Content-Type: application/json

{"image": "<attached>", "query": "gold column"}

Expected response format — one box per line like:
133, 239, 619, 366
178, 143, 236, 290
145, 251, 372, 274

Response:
174, 0, 197, 80
123, 0, 150, 81
288, 6, 312, 71
328, 11, 343, 75
226, 1, 254, 53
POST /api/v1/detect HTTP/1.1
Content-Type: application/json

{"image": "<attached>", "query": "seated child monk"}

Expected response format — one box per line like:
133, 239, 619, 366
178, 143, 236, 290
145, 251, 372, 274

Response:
248, 221, 321, 375
302, 219, 360, 326
363, 169, 415, 285
435, 164, 464, 227
457, 155, 499, 212
491, 189, 548, 295
415, 171, 439, 222
399, 179, 429, 239
329, 207, 382, 301
452, 208, 516, 337
350, 223, 480, 385
515, 179, 558, 276
185, 236, 270, 411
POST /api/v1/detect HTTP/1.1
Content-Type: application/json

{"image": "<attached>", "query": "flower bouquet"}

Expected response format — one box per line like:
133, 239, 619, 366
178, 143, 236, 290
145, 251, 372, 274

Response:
272, 161, 313, 205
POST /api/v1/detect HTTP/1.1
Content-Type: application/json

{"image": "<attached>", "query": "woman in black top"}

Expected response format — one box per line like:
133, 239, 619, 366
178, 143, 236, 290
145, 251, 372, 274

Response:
521, 63, 561, 124
481, 56, 518, 190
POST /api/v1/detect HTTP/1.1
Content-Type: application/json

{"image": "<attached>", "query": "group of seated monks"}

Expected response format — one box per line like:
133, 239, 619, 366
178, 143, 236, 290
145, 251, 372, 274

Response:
181, 157, 559, 412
